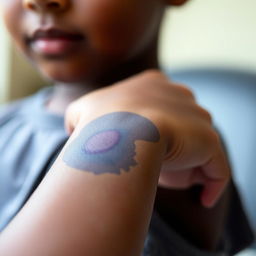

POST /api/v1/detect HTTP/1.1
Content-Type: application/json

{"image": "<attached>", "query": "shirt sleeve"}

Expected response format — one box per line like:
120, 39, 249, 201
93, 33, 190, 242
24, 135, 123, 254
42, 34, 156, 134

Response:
142, 210, 228, 256
222, 181, 254, 254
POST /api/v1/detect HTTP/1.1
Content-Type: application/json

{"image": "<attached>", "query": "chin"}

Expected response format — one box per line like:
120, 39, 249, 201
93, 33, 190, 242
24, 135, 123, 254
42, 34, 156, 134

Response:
38, 64, 93, 84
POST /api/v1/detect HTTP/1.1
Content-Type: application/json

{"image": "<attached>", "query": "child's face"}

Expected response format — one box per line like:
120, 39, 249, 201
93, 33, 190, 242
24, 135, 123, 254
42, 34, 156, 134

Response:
0, 0, 166, 83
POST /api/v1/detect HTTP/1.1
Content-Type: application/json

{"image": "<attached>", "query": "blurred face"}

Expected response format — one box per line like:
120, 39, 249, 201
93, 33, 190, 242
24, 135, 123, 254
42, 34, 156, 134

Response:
0, 0, 165, 83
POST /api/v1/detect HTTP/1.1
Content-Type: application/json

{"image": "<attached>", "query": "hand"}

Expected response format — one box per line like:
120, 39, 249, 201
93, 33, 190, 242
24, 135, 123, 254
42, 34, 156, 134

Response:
65, 70, 230, 208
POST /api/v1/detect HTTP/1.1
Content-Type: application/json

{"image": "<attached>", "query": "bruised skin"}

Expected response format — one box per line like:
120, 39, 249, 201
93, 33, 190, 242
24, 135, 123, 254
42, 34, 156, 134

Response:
63, 112, 160, 174
62, 111, 230, 250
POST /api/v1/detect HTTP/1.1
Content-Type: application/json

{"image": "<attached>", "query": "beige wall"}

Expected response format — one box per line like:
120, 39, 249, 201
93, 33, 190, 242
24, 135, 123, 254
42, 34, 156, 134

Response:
0, 0, 255, 102
160, 0, 256, 71
10, 46, 46, 100
0, 20, 11, 103
0, 21, 45, 103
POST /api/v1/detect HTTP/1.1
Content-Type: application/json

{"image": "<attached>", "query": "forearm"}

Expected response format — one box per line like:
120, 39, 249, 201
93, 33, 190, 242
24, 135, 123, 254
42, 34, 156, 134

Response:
0, 112, 166, 256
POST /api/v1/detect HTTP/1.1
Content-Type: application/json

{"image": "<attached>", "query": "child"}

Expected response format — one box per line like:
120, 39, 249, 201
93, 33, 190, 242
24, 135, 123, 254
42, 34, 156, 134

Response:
0, 0, 253, 255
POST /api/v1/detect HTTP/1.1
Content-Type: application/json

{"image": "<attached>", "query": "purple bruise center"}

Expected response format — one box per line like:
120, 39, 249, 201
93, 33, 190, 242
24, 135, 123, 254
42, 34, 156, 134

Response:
84, 130, 121, 154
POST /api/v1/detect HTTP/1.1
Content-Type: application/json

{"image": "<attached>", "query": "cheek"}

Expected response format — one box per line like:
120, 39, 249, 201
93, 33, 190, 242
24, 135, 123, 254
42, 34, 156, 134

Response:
79, 0, 162, 59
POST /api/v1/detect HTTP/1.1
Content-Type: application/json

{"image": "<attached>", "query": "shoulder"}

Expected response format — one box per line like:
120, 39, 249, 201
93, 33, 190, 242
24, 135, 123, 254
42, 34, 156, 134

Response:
0, 88, 53, 126
0, 100, 23, 120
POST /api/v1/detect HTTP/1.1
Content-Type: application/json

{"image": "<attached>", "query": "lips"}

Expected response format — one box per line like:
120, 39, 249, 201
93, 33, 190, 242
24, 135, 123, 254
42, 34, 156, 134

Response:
29, 28, 85, 56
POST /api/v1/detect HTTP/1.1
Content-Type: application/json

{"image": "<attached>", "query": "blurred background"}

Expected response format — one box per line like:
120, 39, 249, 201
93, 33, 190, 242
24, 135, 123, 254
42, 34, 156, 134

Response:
160, 0, 256, 71
1, 0, 256, 103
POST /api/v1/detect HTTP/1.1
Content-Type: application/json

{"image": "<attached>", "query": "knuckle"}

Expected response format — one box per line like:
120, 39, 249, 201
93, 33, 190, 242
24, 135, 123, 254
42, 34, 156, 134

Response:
176, 84, 196, 100
197, 105, 213, 123
208, 129, 221, 145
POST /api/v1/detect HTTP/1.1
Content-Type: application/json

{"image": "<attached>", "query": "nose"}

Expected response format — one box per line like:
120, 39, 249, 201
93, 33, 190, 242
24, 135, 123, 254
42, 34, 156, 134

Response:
23, 0, 69, 13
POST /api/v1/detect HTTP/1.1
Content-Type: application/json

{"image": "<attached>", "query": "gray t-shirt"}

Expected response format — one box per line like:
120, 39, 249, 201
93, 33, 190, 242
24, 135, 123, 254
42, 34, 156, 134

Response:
0, 88, 253, 255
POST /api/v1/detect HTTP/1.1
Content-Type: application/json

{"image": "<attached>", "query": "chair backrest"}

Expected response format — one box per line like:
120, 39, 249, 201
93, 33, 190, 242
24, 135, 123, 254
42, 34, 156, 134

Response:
168, 68, 256, 235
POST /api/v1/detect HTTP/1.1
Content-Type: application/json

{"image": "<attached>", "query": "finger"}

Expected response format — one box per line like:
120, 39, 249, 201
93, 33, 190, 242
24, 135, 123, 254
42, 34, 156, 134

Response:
201, 178, 229, 208
200, 148, 231, 208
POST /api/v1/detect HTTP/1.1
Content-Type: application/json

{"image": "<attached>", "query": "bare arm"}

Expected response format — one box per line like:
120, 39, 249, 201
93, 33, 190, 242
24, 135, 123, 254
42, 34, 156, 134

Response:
0, 70, 230, 255
0, 111, 166, 256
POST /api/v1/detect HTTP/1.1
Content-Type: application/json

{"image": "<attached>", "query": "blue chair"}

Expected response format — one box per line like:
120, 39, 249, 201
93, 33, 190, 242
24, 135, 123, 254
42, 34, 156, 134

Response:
167, 68, 256, 248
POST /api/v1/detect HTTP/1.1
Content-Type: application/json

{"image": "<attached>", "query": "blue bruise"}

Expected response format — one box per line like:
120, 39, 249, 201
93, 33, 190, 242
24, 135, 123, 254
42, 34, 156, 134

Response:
63, 112, 160, 175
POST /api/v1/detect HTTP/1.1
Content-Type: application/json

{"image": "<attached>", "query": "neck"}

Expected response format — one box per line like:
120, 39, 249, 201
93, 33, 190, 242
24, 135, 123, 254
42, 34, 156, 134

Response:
46, 42, 160, 115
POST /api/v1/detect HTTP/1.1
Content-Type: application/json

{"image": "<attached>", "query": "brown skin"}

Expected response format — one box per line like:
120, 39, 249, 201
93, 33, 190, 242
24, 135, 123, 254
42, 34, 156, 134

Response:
2, 0, 164, 85
0, 0, 188, 109
0, 0, 228, 251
